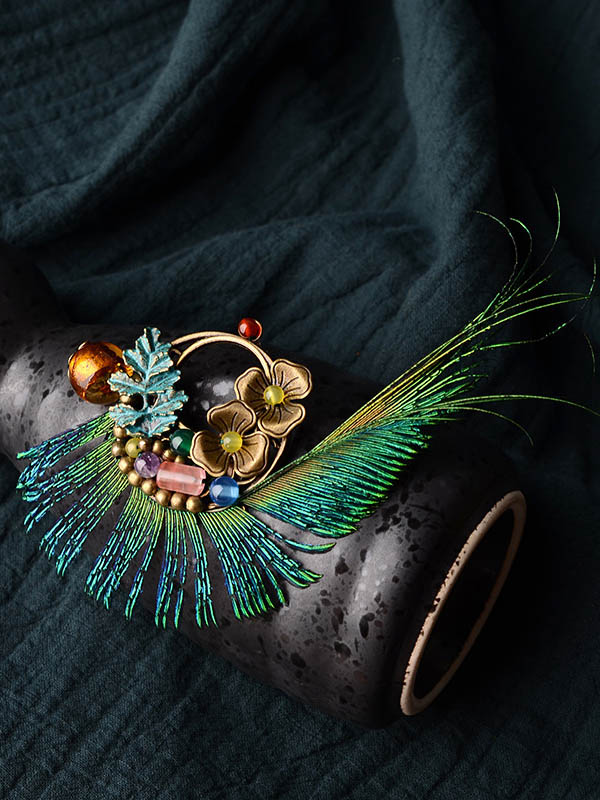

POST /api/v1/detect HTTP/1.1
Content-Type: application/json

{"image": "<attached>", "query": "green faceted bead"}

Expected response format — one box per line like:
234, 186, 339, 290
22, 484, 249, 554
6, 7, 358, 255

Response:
170, 428, 194, 456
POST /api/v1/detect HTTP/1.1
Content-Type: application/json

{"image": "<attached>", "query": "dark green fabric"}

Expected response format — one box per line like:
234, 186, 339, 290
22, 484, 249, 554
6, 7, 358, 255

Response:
1, 2, 599, 797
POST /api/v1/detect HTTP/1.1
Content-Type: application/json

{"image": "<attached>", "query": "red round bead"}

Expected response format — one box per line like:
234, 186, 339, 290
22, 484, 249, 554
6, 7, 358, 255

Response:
238, 317, 262, 340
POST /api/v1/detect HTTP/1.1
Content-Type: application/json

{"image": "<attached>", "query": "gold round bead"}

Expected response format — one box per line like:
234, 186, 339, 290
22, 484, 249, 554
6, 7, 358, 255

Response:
118, 456, 134, 473
152, 440, 165, 455
163, 448, 176, 462
128, 470, 143, 487
113, 425, 127, 439
111, 441, 125, 458
170, 492, 187, 510
155, 489, 171, 507
141, 479, 157, 496
186, 495, 203, 513
119, 394, 132, 405
174, 455, 187, 464
138, 437, 151, 452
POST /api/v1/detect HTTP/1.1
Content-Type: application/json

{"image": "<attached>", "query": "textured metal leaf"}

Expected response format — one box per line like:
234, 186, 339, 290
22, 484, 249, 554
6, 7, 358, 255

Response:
108, 327, 188, 436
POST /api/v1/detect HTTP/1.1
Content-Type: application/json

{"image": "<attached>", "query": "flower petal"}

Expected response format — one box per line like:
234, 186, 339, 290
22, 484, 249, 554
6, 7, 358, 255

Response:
190, 430, 229, 476
258, 401, 305, 438
235, 367, 269, 415
207, 399, 256, 435
233, 431, 270, 477
271, 359, 312, 401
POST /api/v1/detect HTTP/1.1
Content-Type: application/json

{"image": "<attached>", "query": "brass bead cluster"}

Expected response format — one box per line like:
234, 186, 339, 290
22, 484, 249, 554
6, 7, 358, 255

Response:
112, 425, 204, 513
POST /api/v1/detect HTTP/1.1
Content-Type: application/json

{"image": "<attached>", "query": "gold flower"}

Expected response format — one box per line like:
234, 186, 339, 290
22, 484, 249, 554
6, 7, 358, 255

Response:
190, 400, 269, 478
235, 358, 312, 438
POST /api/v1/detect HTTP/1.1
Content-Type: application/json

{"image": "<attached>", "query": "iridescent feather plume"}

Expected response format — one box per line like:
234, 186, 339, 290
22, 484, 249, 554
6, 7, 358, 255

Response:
16, 202, 597, 626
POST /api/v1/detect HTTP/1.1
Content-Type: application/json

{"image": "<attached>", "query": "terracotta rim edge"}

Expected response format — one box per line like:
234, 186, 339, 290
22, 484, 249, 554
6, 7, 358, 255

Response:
399, 489, 527, 716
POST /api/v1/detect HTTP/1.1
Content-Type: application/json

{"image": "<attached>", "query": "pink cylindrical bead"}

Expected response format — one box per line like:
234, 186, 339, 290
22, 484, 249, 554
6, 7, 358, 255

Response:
156, 461, 206, 496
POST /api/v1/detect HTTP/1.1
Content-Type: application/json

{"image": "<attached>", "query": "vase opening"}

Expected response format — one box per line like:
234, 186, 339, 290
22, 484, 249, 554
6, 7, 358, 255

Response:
400, 490, 526, 715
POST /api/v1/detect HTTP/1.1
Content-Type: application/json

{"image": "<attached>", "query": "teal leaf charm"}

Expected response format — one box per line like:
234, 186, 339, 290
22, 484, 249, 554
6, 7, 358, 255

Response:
108, 327, 187, 436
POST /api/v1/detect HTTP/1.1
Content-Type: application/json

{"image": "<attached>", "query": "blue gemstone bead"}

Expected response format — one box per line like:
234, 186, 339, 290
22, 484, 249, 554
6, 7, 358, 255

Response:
209, 476, 239, 507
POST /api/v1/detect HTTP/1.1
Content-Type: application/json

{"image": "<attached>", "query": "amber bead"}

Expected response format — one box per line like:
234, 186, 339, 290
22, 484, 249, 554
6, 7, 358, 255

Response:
68, 341, 127, 405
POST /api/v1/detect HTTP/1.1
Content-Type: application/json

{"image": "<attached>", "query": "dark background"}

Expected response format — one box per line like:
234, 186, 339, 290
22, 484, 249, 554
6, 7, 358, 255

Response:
1, 1, 599, 798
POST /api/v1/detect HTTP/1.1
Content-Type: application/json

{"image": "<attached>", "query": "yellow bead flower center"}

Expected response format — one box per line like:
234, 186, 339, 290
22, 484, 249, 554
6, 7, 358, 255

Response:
263, 384, 285, 406
221, 430, 243, 453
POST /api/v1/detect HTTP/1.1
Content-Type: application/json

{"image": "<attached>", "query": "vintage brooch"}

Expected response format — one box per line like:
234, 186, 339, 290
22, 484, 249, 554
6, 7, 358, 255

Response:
18, 318, 326, 627
90, 322, 313, 511
16, 212, 596, 629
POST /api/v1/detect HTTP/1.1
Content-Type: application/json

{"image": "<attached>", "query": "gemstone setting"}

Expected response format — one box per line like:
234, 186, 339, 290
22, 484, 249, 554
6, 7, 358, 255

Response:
209, 475, 240, 506
125, 437, 142, 458
238, 317, 262, 341
170, 428, 194, 456
134, 452, 162, 478
68, 341, 127, 404
156, 461, 206, 496
220, 430, 243, 453
263, 384, 285, 406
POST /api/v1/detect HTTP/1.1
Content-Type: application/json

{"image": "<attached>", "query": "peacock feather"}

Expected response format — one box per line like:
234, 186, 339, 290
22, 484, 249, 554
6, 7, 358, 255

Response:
16, 205, 597, 627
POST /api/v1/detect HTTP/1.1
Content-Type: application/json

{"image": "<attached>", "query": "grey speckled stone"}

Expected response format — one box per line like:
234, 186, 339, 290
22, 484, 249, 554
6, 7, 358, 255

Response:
0, 243, 524, 727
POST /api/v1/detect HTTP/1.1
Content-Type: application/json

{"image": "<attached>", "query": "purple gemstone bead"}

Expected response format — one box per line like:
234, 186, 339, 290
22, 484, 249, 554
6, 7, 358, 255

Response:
134, 452, 162, 478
